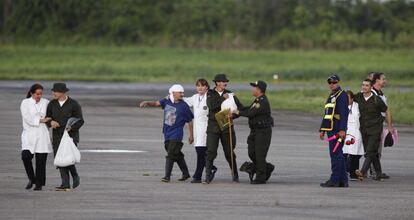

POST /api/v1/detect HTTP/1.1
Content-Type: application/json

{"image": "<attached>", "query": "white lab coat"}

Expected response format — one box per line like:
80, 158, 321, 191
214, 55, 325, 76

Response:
343, 103, 364, 155
20, 98, 53, 154
184, 93, 208, 147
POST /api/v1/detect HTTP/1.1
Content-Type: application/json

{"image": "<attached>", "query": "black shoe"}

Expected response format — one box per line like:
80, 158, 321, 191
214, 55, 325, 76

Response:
73, 176, 80, 189
380, 173, 390, 179
203, 166, 218, 184
320, 180, 340, 187
251, 180, 266, 184
25, 180, 34, 190
266, 163, 275, 181
232, 175, 239, 183
178, 174, 190, 181
339, 182, 349, 188
240, 161, 256, 181
372, 176, 383, 181
161, 177, 170, 183
33, 186, 42, 191
55, 186, 71, 191
211, 166, 217, 181
162, 158, 173, 183
191, 179, 202, 183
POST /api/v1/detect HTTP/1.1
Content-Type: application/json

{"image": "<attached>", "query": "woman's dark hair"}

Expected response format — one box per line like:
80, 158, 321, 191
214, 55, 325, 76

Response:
372, 72, 385, 84
195, 78, 210, 89
346, 90, 354, 99
26, 83, 44, 98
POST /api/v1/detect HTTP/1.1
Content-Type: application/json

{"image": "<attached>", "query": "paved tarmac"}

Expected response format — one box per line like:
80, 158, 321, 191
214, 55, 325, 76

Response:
0, 81, 413, 220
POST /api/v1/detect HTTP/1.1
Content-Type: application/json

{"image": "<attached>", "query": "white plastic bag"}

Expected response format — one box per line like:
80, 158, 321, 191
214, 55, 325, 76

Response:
54, 131, 81, 167
221, 93, 238, 111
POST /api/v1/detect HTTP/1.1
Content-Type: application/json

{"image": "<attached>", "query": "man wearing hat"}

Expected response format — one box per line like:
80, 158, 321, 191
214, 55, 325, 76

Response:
46, 83, 84, 191
204, 74, 243, 183
139, 84, 194, 182
233, 80, 275, 184
319, 74, 349, 187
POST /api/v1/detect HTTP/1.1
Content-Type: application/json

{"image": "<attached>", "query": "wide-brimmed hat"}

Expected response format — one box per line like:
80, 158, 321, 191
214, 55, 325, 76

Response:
213, 74, 229, 82
51, 83, 69, 93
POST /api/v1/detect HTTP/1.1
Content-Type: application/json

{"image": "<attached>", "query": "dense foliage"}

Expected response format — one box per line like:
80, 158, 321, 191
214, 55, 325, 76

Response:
1, 0, 414, 49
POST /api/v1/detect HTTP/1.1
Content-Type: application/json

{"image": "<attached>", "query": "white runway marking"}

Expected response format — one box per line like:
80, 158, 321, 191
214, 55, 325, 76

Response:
80, 149, 146, 153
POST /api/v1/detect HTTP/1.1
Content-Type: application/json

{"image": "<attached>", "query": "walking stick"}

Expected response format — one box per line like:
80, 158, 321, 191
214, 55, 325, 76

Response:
228, 114, 234, 179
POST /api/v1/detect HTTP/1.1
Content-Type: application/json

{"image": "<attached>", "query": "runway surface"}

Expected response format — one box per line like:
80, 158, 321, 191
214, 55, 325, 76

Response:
0, 81, 413, 220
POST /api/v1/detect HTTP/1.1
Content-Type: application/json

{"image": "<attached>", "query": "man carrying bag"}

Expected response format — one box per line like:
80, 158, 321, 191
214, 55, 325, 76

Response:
46, 83, 84, 191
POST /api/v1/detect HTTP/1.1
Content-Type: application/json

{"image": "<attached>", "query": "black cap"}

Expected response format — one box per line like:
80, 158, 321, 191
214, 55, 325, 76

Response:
51, 83, 69, 93
327, 74, 340, 82
250, 80, 267, 93
213, 74, 229, 82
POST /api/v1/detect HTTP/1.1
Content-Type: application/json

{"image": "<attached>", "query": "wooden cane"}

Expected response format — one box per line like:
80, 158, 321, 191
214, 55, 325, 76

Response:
228, 114, 234, 178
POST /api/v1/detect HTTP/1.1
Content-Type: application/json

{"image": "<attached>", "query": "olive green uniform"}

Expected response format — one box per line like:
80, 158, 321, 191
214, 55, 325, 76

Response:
239, 95, 274, 182
354, 92, 387, 177
205, 88, 242, 181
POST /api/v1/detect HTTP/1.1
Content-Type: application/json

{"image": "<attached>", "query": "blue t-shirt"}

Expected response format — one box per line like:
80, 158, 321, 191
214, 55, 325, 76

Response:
159, 98, 194, 141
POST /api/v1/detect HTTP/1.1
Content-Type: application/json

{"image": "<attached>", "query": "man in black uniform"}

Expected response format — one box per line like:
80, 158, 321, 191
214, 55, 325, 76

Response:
354, 79, 388, 181
46, 83, 84, 191
233, 80, 275, 184
205, 74, 243, 183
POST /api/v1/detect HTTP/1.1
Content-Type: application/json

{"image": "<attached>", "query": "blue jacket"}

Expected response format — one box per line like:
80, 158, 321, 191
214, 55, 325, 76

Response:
320, 88, 349, 133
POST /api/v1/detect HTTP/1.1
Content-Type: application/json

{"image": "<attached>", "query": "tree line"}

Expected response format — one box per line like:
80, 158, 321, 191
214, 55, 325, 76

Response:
1, 0, 414, 49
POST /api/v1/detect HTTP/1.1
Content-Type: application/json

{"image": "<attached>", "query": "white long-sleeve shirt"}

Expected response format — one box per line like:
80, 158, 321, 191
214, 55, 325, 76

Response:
184, 93, 208, 147
20, 97, 52, 153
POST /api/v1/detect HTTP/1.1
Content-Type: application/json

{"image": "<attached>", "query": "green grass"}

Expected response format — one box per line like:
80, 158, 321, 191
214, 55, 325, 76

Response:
1, 46, 414, 85
0, 45, 413, 124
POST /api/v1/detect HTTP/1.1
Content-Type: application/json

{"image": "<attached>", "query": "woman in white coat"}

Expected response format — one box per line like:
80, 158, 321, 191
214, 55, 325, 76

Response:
343, 90, 364, 181
184, 79, 217, 183
20, 84, 53, 190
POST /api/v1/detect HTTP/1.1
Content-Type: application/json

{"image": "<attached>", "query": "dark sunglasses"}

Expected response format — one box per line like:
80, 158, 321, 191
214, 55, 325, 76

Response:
328, 81, 338, 85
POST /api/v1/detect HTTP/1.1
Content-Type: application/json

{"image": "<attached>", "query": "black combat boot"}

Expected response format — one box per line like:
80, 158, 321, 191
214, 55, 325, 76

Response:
177, 158, 190, 181
320, 180, 340, 187
266, 163, 275, 181
372, 156, 383, 181
240, 161, 256, 182
161, 158, 174, 182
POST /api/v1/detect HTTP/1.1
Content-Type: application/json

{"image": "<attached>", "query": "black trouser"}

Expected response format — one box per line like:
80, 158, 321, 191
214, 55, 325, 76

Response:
360, 132, 382, 176
206, 127, 238, 178
163, 140, 189, 178
54, 142, 79, 188
164, 140, 185, 161
21, 150, 48, 187
345, 154, 362, 178
247, 127, 272, 182
193, 147, 206, 180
